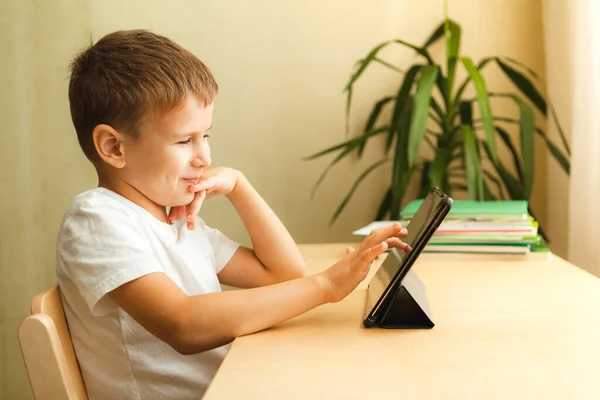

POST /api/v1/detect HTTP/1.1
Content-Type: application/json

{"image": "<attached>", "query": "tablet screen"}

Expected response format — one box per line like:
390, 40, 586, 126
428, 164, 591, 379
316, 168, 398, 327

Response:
364, 188, 449, 321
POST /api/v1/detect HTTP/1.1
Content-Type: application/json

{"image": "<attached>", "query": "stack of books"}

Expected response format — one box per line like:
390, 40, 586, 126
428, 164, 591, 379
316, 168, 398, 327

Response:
353, 199, 551, 259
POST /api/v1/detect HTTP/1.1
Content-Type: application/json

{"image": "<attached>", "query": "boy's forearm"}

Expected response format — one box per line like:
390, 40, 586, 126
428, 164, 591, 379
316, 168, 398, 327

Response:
177, 274, 328, 354
227, 173, 307, 280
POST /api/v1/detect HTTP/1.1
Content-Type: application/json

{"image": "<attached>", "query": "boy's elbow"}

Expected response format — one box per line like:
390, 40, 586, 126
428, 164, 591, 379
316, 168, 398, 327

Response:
167, 312, 235, 355
169, 329, 235, 355
292, 261, 309, 279
293, 267, 308, 279
171, 340, 210, 356
170, 340, 196, 356
168, 329, 199, 355
159, 316, 193, 355
290, 261, 309, 280
271, 265, 307, 284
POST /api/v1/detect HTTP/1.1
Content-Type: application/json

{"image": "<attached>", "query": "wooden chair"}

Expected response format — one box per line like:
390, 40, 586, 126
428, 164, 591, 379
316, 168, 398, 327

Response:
18, 284, 88, 400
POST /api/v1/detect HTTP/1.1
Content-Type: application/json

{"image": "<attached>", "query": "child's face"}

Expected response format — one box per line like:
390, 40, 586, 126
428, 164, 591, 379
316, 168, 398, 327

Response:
120, 95, 213, 209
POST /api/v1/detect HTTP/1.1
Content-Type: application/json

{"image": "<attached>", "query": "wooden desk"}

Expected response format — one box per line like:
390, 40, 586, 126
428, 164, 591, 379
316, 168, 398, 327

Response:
205, 243, 600, 399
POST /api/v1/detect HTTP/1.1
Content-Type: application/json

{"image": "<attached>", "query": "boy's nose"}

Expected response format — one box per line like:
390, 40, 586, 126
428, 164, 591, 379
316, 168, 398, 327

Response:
191, 155, 210, 168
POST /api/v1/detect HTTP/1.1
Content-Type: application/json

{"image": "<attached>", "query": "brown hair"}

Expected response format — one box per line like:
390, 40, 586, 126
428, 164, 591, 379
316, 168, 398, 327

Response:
68, 29, 218, 163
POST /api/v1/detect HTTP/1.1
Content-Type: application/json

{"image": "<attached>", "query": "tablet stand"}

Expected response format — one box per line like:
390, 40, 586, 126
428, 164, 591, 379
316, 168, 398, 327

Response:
378, 269, 434, 329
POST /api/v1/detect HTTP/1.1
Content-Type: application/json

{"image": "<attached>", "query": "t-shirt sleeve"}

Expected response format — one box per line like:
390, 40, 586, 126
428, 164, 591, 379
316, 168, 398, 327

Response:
59, 202, 162, 316
196, 217, 240, 273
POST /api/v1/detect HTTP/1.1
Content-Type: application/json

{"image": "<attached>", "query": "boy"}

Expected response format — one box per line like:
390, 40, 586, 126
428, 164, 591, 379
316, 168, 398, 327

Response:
57, 29, 409, 399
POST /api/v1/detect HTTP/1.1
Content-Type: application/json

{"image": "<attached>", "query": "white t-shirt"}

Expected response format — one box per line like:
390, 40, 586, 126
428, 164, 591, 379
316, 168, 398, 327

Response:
56, 187, 239, 400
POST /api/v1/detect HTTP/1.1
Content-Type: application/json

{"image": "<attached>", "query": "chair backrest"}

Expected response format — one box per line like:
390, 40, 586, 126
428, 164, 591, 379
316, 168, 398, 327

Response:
18, 284, 88, 400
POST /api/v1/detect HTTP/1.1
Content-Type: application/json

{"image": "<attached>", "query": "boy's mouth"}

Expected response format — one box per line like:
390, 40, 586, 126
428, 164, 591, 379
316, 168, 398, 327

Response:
182, 177, 200, 185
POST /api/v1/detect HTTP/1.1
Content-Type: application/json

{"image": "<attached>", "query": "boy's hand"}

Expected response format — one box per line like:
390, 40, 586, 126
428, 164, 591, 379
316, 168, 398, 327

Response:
168, 167, 242, 229
319, 223, 409, 303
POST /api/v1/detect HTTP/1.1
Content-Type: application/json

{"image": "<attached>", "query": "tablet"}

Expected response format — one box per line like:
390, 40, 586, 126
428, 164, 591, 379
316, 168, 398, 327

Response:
363, 187, 453, 327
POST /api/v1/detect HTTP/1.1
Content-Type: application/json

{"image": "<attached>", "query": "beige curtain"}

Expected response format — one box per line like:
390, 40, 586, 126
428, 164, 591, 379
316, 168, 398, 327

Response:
542, 0, 573, 260
544, 0, 600, 275
567, 0, 600, 276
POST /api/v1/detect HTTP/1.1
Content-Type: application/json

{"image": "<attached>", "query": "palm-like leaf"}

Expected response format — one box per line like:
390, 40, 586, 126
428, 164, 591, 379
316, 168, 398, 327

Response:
375, 187, 392, 220
407, 66, 439, 167
359, 97, 394, 157
459, 101, 484, 200
310, 130, 384, 198
460, 57, 498, 163
390, 98, 414, 218
305, 15, 570, 234
496, 59, 546, 114
495, 58, 571, 156
475, 116, 570, 175
387, 65, 422, 153
445, 20, 461, 97
495, 126, 524, 181
488, 93, 535, 198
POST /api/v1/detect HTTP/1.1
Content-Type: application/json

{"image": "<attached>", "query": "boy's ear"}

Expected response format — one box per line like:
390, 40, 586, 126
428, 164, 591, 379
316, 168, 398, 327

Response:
92, 124, 127, 169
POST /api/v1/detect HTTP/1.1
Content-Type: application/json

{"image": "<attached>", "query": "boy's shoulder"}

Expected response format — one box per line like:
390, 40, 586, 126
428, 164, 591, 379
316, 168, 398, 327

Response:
57, 188, 163, 249
68, 187, 137, 210
60, 188, 139, 227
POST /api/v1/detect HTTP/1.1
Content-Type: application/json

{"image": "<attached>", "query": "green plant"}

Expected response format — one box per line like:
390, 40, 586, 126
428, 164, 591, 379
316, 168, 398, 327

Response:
305, 15, 570, 237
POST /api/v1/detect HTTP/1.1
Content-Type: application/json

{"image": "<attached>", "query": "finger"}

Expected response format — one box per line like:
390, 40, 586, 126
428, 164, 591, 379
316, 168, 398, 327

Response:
346, 246, 356, 255
357, 241, 388, 267
191, 178, 216, 193
205, 189, 217, 200
188, 190, 207, 217
394, 228, 409, 238
187, 190, 207, 229
168, 206, 187, 222
404, 245, 413, 254
359, 223, 403, 251
384, 237, 408, 250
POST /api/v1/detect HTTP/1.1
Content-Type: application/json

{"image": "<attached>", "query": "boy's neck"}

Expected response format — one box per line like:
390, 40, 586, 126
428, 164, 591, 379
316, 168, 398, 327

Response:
98, 176, 171, 225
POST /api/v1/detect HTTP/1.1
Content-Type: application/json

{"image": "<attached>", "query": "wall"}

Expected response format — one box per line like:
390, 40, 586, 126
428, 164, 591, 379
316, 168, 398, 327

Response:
0, 1, 93, 398
0, 1, 548, 398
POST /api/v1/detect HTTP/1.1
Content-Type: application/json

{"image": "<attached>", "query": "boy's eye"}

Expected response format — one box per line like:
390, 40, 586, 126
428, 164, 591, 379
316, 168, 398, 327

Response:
177, 134, 209, 144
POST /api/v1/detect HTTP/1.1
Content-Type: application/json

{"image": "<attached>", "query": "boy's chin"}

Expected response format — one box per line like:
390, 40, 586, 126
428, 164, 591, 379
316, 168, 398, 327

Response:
171, 192, 195, 206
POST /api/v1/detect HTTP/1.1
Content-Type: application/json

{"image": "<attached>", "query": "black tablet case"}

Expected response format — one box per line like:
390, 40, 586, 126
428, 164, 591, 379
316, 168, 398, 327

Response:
377, 268, 434, 329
